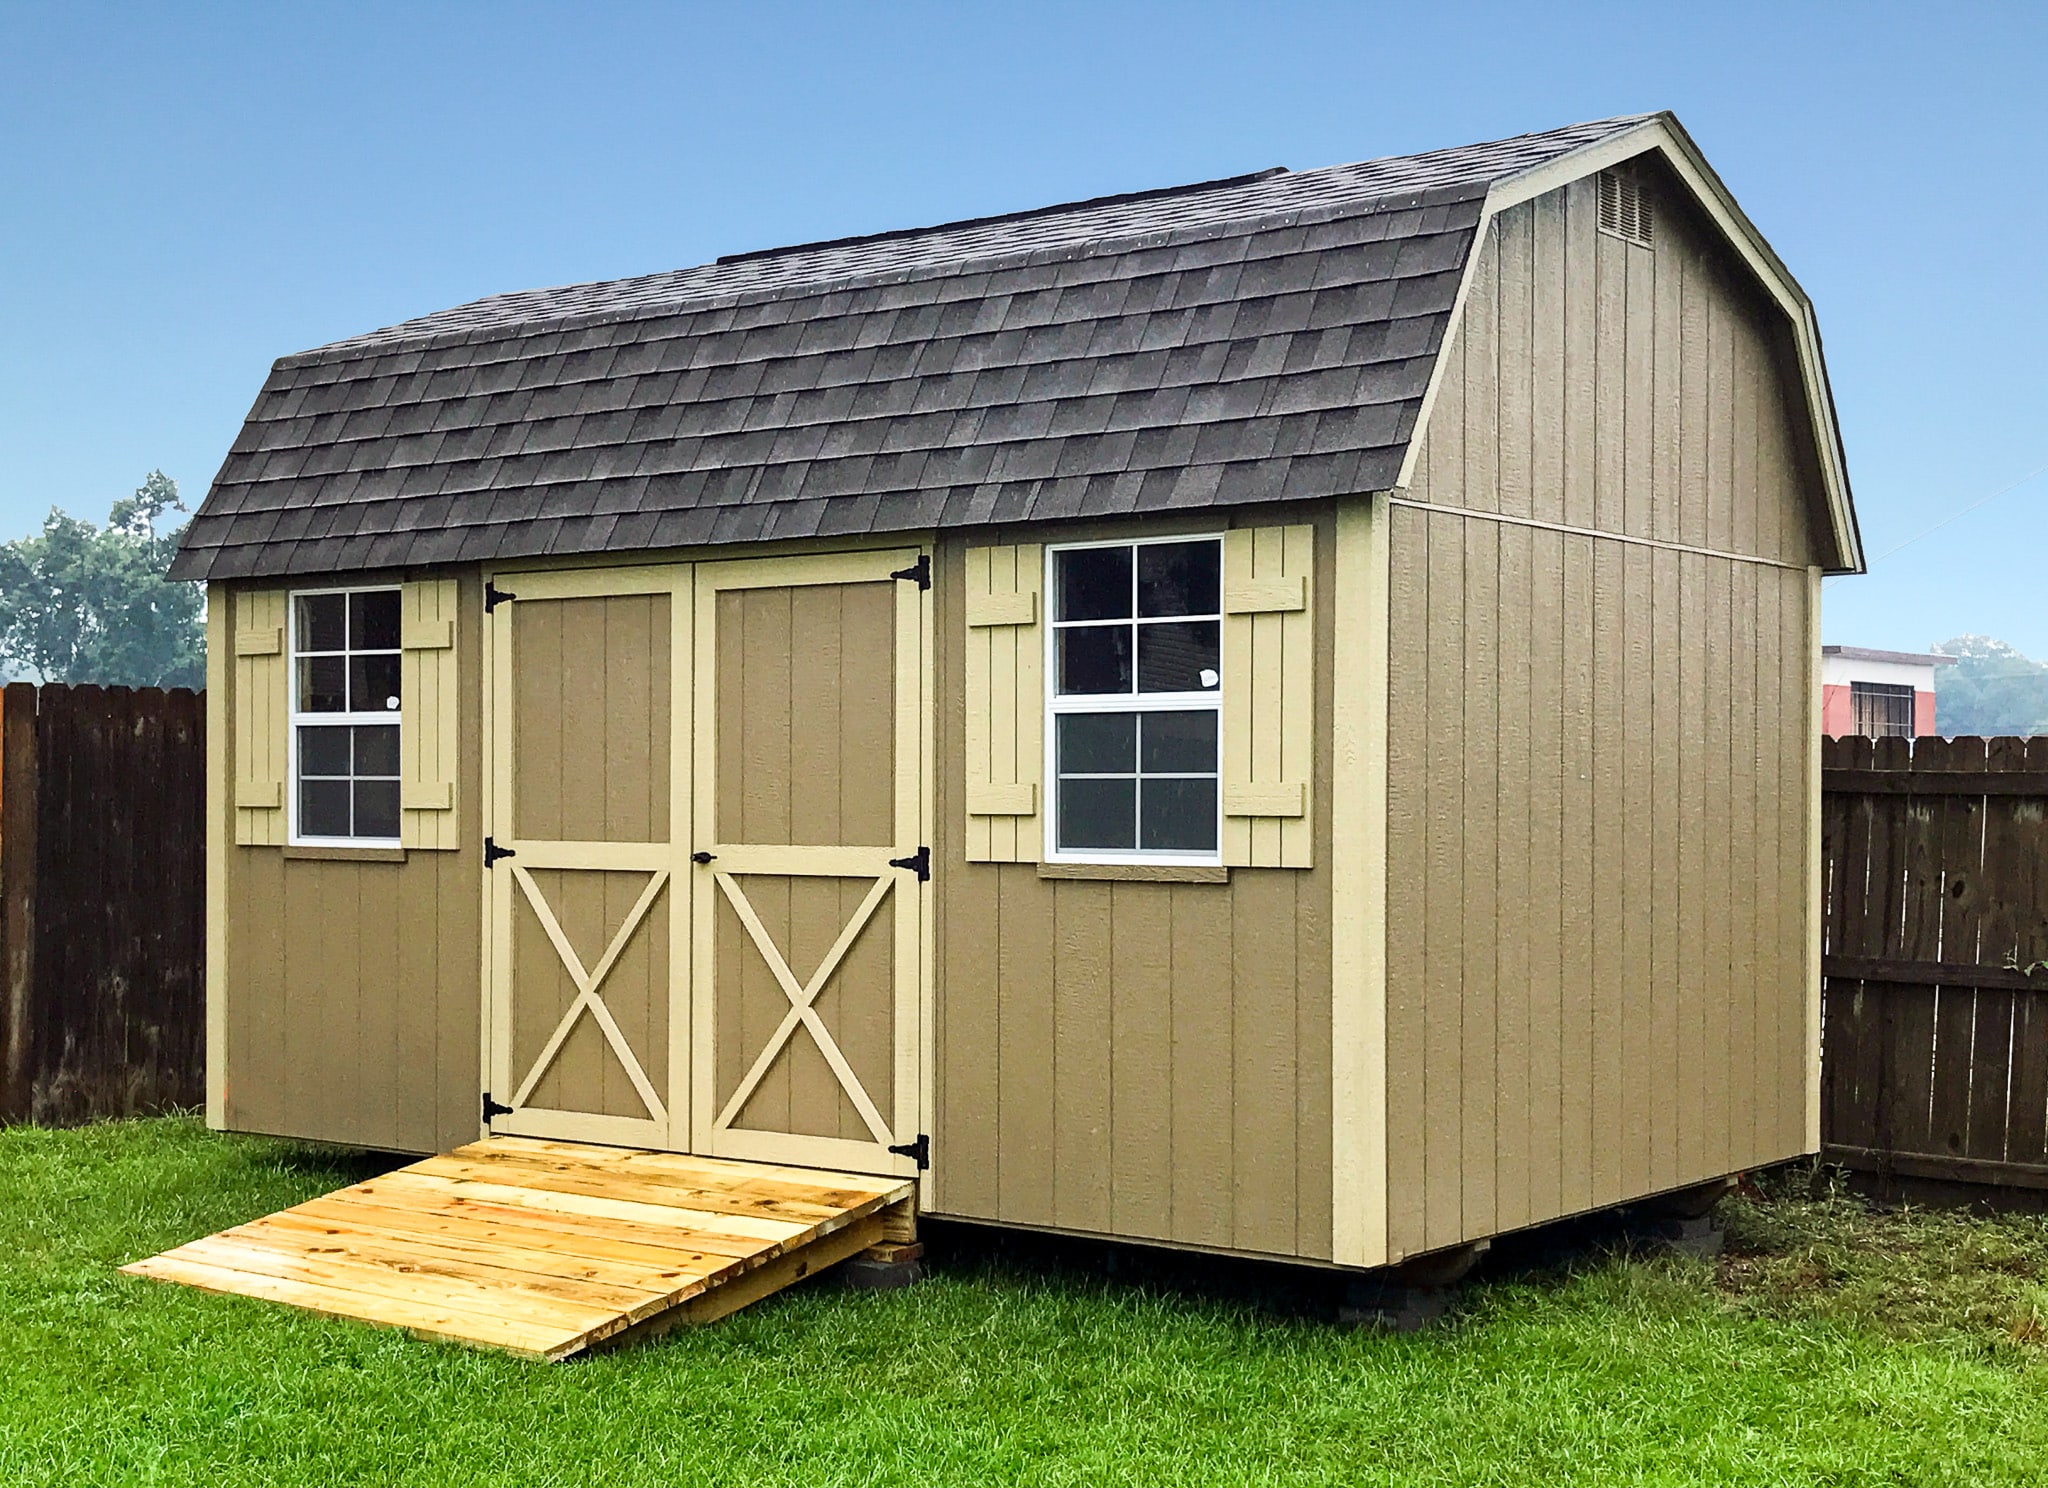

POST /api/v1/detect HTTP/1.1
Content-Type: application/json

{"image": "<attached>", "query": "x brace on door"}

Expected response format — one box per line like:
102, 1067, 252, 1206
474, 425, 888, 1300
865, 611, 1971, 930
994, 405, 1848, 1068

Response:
709, 870, 897, 1145
507, 866, 670, 1122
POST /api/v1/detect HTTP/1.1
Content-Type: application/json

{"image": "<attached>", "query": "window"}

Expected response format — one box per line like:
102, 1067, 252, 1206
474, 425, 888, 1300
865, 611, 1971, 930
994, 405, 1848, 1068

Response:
1047, 537, 1222, 861
290, 587, 402, 843
1851, 680, 1915, 739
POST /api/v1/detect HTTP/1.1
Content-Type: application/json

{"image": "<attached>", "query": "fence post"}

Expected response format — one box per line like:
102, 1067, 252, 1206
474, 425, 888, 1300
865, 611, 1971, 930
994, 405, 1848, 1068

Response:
0, 683, 37, 1123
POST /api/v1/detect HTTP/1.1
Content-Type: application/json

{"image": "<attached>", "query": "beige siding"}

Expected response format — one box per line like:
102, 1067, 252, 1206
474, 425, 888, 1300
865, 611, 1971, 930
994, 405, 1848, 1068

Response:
220, 572, 484, 1154
1426, 170, 1827, 563
931, 509, 1335, 1262
1382, 169, 1826, 1258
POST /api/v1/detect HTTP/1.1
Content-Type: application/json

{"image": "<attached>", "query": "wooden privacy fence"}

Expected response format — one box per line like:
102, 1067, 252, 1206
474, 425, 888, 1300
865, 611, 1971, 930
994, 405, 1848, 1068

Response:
0, 682, 206, 1126
1821, 734, 2048, 1196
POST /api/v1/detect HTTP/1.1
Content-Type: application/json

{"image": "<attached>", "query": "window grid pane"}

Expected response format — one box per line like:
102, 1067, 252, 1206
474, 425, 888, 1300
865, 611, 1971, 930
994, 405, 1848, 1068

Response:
1055, 707, 1219, 857
1051, 540, 1223, 703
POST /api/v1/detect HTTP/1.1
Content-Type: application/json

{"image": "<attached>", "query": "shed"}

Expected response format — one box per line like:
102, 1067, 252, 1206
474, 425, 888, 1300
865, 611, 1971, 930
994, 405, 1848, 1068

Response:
173, 111, 1862, 1275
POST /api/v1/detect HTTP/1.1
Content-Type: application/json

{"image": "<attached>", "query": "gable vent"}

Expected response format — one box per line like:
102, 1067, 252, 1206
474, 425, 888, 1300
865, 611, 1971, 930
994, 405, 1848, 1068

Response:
1597, 170, 1653, 248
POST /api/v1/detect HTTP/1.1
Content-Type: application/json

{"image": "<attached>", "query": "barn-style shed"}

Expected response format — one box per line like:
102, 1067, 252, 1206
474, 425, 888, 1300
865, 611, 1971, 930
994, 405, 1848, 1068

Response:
172, 111, 1861, 1280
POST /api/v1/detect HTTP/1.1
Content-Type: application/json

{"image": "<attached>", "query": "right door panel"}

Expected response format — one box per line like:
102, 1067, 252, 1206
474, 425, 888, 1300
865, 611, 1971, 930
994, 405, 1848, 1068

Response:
690, 552, 927, 1179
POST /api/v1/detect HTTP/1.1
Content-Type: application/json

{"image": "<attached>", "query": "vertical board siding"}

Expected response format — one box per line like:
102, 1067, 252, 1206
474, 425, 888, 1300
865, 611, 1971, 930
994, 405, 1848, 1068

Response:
1382, 173, 1827, 1258
933, 512, 1335, 1262
221, 575, 484, 1154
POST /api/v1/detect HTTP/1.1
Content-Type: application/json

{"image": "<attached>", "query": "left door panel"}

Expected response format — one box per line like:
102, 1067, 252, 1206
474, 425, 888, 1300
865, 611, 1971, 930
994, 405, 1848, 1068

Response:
485, 565, 690, 1148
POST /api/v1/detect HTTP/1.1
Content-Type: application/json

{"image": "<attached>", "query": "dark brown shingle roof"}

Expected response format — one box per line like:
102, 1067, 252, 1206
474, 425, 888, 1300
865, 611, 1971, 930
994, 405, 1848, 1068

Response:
173, 115, 1655, 581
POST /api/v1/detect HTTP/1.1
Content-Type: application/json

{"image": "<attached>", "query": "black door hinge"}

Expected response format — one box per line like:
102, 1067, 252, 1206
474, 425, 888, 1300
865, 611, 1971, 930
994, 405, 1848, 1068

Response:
484, 836, 516, 867
887, 845, 931, 881
887, 1133, 930, 1170
889, 554, 930, 590
484, 579, 518, 612
482, 1091, 513, 1122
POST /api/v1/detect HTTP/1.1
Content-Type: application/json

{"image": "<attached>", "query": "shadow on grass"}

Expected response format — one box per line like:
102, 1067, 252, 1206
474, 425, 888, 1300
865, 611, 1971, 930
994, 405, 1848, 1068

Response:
915, 1201, 1693, 1328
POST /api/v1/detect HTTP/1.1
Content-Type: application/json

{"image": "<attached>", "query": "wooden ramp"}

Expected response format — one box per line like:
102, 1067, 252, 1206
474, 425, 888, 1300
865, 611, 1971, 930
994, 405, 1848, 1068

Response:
121, 1136, 915, 1360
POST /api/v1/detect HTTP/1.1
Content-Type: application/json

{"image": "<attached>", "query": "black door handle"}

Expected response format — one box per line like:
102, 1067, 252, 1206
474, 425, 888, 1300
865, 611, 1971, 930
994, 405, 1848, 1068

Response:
691, 850, 716, 864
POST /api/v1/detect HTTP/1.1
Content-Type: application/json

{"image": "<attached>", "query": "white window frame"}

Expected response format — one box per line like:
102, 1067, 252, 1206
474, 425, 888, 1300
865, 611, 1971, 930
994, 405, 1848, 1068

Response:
1043, 533, 1224, 866
287, 583, 404, 848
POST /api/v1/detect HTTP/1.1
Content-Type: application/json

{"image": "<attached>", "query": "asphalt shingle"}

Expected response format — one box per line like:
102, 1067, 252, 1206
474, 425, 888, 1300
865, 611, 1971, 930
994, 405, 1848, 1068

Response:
172, 115, 1656, 581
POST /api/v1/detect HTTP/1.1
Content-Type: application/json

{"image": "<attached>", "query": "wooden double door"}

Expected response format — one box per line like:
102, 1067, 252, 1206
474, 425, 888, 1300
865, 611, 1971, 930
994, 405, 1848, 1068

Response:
483, 551, 929, 1178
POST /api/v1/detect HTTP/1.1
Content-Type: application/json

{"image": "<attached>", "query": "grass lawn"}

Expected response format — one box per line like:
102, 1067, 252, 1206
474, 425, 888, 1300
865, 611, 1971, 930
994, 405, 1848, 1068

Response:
5, 1119, 2048, 1486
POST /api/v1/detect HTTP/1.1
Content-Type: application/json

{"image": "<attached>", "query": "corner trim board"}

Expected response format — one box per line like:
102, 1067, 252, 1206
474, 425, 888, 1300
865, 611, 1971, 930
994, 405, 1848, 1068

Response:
1805, 564, 1824, 1151
1330, 494, 1390, 1268
204, 591, 229, 1129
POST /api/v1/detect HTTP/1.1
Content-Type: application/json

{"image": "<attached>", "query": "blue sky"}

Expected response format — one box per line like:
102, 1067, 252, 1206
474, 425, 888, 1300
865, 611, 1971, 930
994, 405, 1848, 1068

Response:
4, 2, 2044, 653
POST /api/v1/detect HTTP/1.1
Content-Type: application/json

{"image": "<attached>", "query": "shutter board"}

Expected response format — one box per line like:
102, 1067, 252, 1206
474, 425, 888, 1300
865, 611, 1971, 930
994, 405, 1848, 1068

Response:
1224, 575, 1307, 614
1222, 525, 1315, 868
231, 590, 288, 846
402, 616, 454, 650
967, 589, 1038, 628
968, 782, 1036, 816
399, 578, 461, 849
234, 781, 282, 810
1223, 781, 1306, 818
964, 543, 1043, 862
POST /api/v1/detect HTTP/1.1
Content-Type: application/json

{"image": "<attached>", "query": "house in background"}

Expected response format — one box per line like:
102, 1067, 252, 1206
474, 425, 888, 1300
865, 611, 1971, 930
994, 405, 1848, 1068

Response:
168, 110, 1860, 1292
1820, 645, 1952, 738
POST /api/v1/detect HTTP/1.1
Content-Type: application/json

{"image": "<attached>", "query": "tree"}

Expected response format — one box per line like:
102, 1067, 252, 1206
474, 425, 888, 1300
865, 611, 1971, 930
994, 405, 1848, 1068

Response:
0, 471, 205, 689
1932, 635, 2048, 737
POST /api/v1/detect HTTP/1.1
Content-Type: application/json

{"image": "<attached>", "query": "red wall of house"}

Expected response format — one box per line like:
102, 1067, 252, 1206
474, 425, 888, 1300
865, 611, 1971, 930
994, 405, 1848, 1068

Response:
1822, 683, 1853, 737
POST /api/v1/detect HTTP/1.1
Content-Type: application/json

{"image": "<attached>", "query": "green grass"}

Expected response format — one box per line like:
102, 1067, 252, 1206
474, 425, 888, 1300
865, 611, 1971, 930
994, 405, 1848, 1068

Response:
4, 1120, 2048, 1487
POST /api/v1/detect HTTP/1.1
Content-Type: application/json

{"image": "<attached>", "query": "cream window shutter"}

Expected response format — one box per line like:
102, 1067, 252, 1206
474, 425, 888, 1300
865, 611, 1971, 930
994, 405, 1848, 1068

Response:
231, 589, 288, 846
399, 578, 460, 850
964, 543, 1043, 863
1222, 525, 1315, 868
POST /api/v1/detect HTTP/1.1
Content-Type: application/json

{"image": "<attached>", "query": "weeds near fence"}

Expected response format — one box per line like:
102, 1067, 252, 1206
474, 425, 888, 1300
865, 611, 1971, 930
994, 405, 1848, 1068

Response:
1718, 1162, 2048, 1353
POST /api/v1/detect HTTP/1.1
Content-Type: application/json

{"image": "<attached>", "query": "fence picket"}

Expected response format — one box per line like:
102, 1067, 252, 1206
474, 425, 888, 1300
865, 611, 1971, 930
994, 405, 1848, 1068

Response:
0, 683, 205, 1125
1822, 733, 2048, 1197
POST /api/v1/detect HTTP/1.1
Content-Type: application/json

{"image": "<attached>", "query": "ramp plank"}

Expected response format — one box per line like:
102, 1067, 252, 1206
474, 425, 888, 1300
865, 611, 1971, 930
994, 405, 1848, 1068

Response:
287, 1192, 763, 1268
120, 1137, 917, 1360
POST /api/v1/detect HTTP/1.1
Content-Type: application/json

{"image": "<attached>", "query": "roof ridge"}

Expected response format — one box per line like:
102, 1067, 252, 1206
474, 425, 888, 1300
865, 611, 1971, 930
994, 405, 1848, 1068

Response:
714, 167, 1292, 267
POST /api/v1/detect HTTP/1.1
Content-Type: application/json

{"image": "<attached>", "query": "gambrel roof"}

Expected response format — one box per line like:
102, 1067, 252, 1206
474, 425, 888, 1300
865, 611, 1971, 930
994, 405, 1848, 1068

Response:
172, 113, 1860, 581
